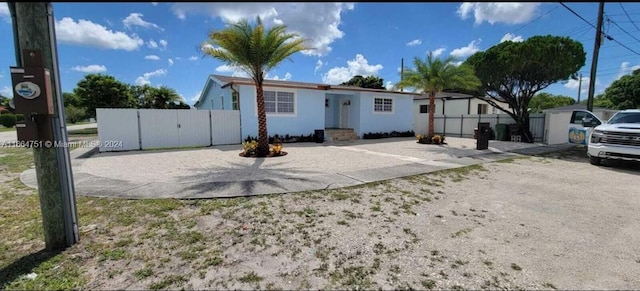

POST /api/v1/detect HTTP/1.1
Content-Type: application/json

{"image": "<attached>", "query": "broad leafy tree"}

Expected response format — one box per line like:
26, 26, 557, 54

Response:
395, 52, 481, 137
602, 68, 640, 109
580, 93, 615, 109
529, 92, 575, 113
74, 74, 136, 118
465, 35, 585, 143
341, 75, 385, 89
203, 17, 309, 156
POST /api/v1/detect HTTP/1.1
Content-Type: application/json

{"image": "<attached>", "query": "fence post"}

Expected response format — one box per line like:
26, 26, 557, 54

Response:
443, 115, 447, 136
209, 110, 213, 146
137, 110, 142, 150
460, 114, 464, 137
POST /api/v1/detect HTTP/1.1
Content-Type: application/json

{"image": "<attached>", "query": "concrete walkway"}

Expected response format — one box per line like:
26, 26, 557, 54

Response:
20, 137, 576, 199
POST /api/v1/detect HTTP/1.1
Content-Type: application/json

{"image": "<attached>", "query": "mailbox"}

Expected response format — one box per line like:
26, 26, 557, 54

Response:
10, 66, 54, 115
9, 49, 56, 145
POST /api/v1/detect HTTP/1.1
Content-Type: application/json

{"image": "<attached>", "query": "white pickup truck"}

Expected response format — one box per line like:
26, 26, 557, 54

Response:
568, 109, 640, 165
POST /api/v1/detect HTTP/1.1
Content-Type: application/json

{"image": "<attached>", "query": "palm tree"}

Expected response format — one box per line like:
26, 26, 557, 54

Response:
203, 17, 310, 156
151, 86, 181, 109
395, 52, 481, 138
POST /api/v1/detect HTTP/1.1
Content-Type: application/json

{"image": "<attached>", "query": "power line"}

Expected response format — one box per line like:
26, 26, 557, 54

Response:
559, 2, 640, 56
559, 2, 599, 30
512, 6, 559, 33
607, 16, 640, 43
619, 3, 640, 31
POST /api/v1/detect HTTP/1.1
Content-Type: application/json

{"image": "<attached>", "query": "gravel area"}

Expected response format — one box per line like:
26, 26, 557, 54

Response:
75, 146, 640, 290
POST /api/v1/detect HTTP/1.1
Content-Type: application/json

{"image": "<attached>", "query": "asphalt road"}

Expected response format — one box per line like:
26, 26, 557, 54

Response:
0, 122, 97, 143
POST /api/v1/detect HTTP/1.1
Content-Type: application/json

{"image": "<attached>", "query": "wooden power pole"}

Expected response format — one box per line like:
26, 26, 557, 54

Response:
577, 73, 582, 103
587, 2, 605, 112
8, 2, 79, 250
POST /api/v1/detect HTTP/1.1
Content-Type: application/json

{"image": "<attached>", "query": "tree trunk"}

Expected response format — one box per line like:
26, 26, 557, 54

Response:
428, 91, 436, 137
255, 77, 270, 156
516, 113, 534, 143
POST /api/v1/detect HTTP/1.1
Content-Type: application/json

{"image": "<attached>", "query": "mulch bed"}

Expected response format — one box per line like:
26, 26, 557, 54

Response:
239, 151, 288, 158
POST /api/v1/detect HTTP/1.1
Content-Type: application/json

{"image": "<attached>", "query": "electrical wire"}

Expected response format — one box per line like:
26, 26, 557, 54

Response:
559, 2, 640, 56
607, 16, 640, 43
618, 2, 640, 30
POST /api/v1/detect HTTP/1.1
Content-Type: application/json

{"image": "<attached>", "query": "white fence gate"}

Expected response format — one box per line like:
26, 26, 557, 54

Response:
97, 108, 241, 152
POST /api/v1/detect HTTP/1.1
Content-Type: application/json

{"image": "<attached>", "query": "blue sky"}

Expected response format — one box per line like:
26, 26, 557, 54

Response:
1, 2, 639, 106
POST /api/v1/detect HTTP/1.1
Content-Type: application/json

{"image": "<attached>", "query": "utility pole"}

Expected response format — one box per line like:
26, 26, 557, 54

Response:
400, 58, 404, 92
587, 2, 605, 112
577, 73, 582, 103
9, 2, 79, 250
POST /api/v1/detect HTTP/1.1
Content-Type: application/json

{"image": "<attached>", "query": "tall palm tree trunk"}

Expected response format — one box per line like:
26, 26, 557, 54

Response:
255, 81, 270, 157
428, 91, 436, 137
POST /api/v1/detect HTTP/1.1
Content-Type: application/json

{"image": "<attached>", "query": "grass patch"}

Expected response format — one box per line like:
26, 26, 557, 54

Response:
149, 274, 187, 290
2, 253, 86, 290
133, 267, 154, 280
421, 279, 436, 289
238, 272, 263, 283
67, 127, 97, 135
0, 147, 35, 173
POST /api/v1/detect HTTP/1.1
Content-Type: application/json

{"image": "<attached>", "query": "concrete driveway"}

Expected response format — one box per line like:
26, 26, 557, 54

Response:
20, 137, 572, 199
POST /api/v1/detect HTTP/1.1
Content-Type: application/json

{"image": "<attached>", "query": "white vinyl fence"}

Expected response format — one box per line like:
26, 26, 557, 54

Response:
419, 113, 546, 142
97, 108, 241, 152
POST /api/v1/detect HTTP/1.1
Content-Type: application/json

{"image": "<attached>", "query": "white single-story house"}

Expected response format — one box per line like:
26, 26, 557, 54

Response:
193, 75, 419, 140
413, 92, 511, 135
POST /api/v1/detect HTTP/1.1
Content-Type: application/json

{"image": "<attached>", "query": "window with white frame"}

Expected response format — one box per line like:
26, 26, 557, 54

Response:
264, 90, 295, 114
374, 97, 393, 113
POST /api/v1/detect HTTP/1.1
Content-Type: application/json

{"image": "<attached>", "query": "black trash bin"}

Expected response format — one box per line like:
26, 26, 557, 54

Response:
476, 122, 490, 150
314, 129, 325, 143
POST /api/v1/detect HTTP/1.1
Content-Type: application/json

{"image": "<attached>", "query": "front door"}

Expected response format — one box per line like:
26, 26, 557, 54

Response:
339, 99, 350, 128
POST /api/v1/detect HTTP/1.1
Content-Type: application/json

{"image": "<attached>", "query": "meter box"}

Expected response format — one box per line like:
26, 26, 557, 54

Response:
10, 66, 54, 115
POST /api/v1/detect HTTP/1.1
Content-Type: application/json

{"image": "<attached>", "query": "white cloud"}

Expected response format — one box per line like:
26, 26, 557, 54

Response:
267, 72, 292, 81
159, 39, 168, 50
500, 33, 524, 43
168, 58, 174, 66
147, 39, 158, 49
430, 47, 447, 58
0, 2, 10, 23
151, 2, 158, 6
617, 61, 640, 79
123, 13, 163, 30
175, 57, 181, 61
457, 2, 541, 25
1, 86, 12, 97
215, 64, 249, 78
406, 39, 422, 47
449, 39, 481, 59
144, 55, 160, 60
322, 54, 383, 84
170, 3, 355, 56
314, 59, 324, 74
385, 81, 394, 90
71, 65, 107, 73
189, 56, 199, 61
135, 69, 167, 86
55, 17, 144, 51
564, 76, 600, 95
189, 90, 202, 103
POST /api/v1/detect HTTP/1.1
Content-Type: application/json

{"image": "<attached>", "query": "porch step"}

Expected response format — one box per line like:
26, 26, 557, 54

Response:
325, 129, 359, 142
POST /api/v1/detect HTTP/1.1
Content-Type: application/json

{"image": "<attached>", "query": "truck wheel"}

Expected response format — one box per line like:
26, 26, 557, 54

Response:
589, 156, 602, 166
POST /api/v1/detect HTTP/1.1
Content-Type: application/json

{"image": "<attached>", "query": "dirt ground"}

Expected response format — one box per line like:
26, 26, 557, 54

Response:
2, 146, 640, 290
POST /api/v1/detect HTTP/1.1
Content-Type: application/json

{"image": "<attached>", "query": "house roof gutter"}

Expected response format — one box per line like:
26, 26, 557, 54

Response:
221, 80, 417, 96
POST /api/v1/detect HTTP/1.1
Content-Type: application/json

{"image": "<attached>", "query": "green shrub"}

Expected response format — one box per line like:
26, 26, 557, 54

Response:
15, 114, 25, 122
0, 113, 17, 128
65, 106, 87, 124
